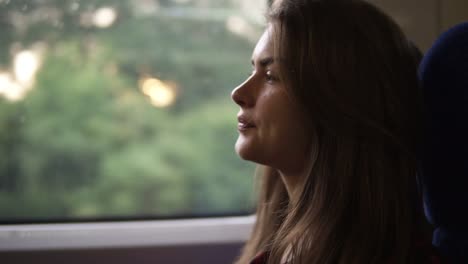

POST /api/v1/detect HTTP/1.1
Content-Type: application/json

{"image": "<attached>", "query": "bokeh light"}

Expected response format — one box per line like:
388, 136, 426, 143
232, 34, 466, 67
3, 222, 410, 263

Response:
140, 78, 177, 108
0, 72, 27, 102
93, 7, 117, 28
225, 15, 258, 42
14, 50, 40, 86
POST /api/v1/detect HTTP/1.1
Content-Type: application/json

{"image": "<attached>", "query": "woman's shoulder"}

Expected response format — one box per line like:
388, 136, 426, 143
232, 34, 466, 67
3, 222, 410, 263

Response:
410, 236, 445, 264
248, 237, 446, 264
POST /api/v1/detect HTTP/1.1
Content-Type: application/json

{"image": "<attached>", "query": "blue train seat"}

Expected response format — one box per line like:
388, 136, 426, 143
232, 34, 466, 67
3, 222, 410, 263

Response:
419, 22, 468, 262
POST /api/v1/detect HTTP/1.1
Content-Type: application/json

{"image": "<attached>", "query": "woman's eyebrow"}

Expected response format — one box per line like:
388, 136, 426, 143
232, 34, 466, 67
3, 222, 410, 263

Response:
251, 57, 275, 68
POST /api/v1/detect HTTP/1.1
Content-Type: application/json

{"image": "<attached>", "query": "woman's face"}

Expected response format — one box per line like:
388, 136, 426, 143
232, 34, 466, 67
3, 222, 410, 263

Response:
231, 28, 309, 174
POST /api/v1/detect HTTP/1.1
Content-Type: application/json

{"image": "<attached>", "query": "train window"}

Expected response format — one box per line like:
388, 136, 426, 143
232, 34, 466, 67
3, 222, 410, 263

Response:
0, 0, 265, 223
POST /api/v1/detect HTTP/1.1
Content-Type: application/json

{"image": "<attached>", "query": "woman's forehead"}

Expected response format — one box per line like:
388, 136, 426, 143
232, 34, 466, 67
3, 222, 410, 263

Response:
252, 29, 274, 64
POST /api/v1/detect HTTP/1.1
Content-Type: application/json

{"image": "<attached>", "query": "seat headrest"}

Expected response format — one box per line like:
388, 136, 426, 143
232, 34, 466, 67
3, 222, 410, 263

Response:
419, 22, 468, 261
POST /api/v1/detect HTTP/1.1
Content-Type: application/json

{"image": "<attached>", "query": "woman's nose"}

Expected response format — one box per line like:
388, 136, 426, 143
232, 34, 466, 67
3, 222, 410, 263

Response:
231, 78, 254, 108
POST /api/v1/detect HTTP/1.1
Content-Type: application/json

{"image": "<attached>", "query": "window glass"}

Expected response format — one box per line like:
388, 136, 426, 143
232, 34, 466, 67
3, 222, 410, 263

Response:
0, 0, 265, 222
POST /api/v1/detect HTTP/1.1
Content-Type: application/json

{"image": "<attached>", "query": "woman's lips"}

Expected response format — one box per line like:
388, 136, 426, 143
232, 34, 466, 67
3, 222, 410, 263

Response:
238, 122, 255, 131
237, 116, 256, 131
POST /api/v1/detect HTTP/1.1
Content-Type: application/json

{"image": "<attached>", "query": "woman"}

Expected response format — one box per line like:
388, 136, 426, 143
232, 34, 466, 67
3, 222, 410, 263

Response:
231, 0, 439, 263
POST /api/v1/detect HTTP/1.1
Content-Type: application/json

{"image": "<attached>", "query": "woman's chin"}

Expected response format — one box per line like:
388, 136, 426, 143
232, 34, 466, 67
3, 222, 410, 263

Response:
235, 138, 258, 162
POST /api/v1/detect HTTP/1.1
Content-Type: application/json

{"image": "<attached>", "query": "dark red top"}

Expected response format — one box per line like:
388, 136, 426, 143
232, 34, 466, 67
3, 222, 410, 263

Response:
250, 237, 444, 264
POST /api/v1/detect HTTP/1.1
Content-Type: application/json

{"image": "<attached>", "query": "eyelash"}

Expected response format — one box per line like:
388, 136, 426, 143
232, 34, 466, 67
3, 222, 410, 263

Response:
265, 70, 277, 82
248, 70, 278, 83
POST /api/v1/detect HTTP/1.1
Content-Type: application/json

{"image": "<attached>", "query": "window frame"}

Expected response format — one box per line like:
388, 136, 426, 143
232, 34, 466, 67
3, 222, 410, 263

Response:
0, 215, 254, 251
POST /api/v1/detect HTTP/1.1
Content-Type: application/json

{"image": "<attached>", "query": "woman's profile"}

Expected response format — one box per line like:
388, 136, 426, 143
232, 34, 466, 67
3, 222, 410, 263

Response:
231, 0, 439, 263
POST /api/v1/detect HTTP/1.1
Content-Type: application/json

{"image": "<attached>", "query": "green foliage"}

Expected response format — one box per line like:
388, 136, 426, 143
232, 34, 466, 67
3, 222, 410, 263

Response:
0, 0, 260, 221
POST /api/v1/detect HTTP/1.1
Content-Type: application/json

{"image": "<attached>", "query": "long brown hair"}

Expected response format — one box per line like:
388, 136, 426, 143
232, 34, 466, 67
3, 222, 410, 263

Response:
235, 0, 424, 263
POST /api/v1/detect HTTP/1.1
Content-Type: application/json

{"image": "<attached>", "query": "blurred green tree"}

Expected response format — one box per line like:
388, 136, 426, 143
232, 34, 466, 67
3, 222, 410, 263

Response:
0, 0, 260, 221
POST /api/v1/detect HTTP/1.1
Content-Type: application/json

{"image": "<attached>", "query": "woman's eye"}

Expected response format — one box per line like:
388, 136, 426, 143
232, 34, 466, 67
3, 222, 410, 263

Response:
266, 70, 277, 82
